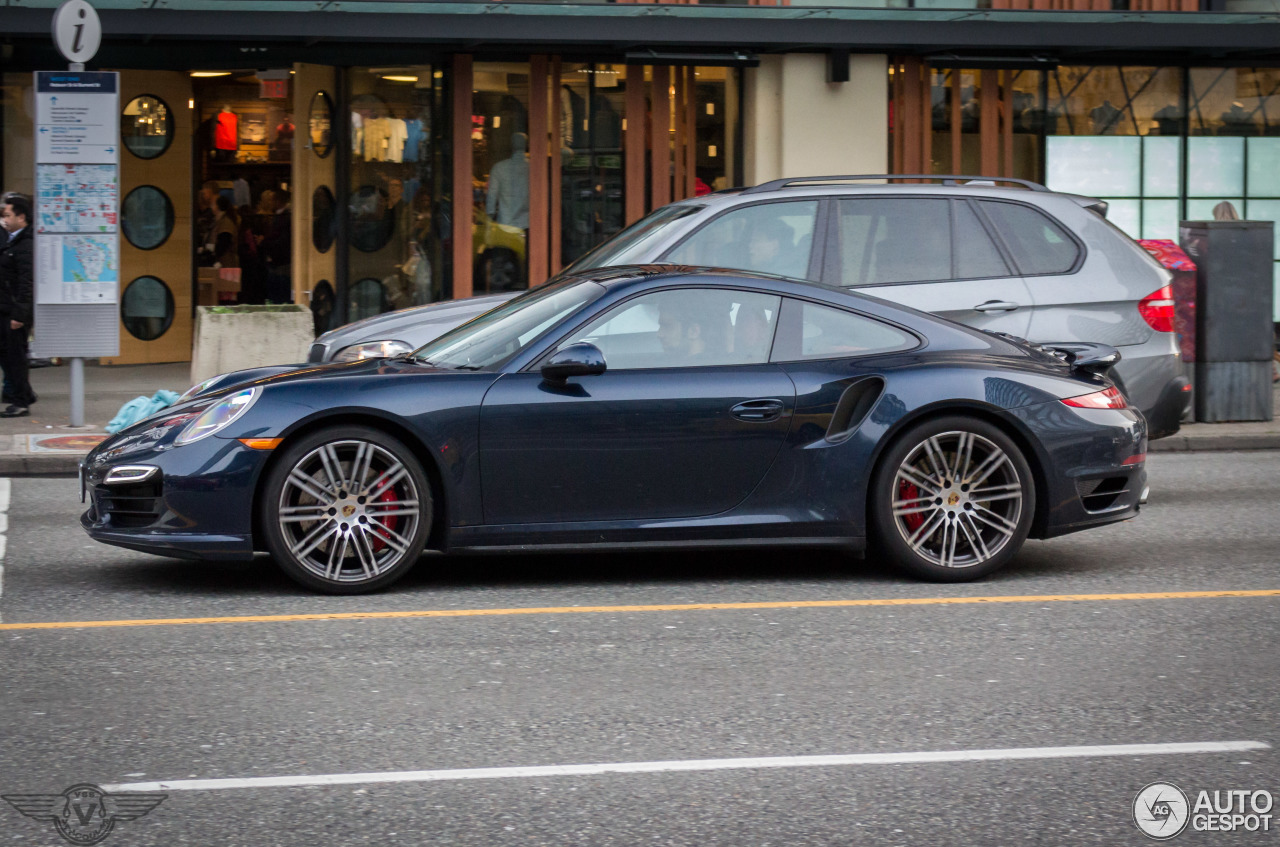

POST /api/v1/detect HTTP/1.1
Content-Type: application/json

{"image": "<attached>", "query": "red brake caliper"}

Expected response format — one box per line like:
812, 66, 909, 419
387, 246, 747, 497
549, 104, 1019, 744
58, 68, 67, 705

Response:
369, 486, 399, 552
897, 479, 925, 533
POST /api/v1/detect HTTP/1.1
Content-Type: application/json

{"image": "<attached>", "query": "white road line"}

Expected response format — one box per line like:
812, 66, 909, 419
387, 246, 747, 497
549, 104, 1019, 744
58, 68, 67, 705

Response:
103, 740, 1269, 793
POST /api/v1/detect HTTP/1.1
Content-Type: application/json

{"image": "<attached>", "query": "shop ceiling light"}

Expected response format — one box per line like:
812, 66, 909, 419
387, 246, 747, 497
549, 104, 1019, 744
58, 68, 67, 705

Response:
382, 75, 418, 82
190, 71, 231, 77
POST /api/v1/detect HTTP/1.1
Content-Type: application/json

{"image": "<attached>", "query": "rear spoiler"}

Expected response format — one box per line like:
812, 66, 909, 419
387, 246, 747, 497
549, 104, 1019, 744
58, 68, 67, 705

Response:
1061, 193, 1110, 218
1040, 342, 1122, 376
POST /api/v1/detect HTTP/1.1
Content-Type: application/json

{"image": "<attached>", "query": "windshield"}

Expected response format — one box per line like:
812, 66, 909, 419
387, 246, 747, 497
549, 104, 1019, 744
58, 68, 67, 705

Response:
562, 204, 704, 275
410, 280, 605, 370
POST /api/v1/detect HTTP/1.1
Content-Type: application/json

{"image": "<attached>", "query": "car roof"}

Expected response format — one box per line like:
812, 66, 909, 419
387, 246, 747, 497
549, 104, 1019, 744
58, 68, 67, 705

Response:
668, 175, 1098, 210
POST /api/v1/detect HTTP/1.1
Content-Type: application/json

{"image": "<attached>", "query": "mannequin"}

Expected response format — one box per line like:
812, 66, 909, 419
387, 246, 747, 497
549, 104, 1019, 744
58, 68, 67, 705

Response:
486, 132, 530, 229
1218, 101, 1258, 136
1090, 100, 1123, 135
215, 105, 239, 162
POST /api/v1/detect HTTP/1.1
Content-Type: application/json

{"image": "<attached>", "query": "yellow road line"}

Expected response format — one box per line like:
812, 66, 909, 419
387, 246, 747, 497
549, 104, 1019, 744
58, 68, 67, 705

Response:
1, 589, 1278, 632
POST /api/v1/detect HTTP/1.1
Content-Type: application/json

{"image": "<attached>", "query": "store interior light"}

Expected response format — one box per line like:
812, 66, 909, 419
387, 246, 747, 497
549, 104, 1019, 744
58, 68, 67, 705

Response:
382, 75, 419, 82
190, 71, 231, 78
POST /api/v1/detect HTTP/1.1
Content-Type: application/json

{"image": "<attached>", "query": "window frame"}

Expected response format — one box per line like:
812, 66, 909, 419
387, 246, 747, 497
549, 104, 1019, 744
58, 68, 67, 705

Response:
820, 194, 1022, 290
769, 295, 923, 364
971, 198, 1088, 278
656, 197, 830, 282
525, 284, 786, 373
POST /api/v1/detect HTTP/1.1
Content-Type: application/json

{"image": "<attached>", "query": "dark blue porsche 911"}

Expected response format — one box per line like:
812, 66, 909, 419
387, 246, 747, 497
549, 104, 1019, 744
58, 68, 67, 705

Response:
81, 266, 1146, 594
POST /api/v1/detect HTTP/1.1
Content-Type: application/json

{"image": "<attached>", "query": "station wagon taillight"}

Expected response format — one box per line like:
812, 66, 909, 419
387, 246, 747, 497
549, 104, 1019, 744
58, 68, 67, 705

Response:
1138, 284, 1175, 333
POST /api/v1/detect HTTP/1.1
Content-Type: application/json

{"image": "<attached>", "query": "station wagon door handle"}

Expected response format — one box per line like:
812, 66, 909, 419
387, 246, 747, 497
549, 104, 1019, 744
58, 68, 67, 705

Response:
731, 399, 786, 422
974, 300, 1022, 313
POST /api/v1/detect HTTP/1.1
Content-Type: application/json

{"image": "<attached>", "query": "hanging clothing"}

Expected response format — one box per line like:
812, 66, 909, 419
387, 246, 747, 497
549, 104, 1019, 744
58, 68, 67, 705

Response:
233, 178, 251, 209
384, 118, 408, 163
215, 111, 239, 150
403, 119, 425, 162
351, 112, 364, 158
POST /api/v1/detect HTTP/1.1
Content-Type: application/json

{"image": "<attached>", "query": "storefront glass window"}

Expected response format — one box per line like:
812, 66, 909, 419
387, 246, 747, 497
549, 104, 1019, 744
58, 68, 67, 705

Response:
347, 66, 447, 317
121, 276, 175, 340
694, 67, 738, 194
122, 95, 173, 160
121, 185, 174, 250
927, 68, 1043, 181
472, 62, 532, 293
1044, 66, 1183, 240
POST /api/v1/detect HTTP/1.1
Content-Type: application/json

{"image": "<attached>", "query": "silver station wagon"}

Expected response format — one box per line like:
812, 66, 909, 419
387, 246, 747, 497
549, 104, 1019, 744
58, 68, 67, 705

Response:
310, 175, 1189, 438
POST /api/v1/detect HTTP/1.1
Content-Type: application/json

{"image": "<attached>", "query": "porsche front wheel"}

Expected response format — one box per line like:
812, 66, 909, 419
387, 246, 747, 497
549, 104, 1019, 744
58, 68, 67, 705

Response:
261, 426, 432, 594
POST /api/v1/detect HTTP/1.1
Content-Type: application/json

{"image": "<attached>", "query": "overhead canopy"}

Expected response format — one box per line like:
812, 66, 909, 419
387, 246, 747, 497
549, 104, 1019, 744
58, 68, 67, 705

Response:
4, 1, 1280, 66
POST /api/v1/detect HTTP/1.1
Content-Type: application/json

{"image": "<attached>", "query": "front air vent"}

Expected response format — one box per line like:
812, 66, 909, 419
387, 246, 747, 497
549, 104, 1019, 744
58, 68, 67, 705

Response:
95, 479, 163, 528
826, 377, 885, 443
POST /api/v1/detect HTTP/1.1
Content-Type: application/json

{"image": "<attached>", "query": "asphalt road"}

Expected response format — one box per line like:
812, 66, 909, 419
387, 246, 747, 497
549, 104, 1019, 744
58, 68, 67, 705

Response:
1, 450, 1279, 846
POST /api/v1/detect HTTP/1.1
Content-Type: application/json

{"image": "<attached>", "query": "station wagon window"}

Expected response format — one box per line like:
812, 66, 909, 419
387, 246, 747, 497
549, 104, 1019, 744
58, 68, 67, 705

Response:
771, 298, 916, 362
561, 288, 781, 369
976, 200, 1080, 276
662, 201, 819, 280
834, 197, 1010, 287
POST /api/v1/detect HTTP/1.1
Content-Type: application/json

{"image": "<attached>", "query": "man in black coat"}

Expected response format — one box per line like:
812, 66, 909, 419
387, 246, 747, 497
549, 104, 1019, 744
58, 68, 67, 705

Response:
0, 192, 37, 416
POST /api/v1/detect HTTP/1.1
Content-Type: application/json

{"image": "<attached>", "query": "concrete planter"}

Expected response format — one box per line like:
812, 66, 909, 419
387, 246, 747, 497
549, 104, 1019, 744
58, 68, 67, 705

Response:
190, 305, 313, 386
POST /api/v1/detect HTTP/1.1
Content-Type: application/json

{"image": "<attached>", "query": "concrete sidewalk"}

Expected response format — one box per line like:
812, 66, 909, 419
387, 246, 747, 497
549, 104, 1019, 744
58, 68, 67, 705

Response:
0, 361, 1274, 474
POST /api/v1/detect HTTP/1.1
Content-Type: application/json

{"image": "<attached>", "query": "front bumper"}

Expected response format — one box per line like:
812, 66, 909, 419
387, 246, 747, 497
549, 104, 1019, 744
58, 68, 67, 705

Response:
80, 432, 268, 561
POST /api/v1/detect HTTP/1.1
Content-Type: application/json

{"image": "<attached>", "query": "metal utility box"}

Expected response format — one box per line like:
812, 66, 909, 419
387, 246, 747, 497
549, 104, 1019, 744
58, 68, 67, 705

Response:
1178, 221, 1275, 422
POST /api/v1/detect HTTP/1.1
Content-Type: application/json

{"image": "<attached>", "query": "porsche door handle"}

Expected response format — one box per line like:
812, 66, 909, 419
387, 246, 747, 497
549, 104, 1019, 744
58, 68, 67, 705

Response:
974, 300, 1022, 313
731, 399, 785, 422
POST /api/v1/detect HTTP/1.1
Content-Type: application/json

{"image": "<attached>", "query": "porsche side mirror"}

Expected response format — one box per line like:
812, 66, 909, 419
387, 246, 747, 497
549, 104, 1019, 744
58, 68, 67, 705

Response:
541, 342, 607, 383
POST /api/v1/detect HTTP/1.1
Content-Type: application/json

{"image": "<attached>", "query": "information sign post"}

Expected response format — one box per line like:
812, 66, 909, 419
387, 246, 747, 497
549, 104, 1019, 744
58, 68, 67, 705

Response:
31, 0, 119, 427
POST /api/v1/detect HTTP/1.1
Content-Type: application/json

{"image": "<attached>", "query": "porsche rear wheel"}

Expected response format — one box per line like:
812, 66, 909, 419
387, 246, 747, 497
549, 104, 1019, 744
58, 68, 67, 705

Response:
871, 416, 1034, 582
261, 426, 432, 594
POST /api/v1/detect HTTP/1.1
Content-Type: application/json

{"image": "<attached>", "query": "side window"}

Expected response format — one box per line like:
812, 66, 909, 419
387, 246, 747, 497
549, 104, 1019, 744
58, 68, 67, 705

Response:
836, 198, 951, 286
771, 298, 917, 362
977, 200, 1080, 275
954, 200, 1012, 279
562, 288, 782, 370
663, 201, 819, 280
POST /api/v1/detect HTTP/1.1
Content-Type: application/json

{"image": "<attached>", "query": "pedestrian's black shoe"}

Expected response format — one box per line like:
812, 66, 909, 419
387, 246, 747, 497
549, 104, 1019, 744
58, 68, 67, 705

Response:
0, 405, 29, 418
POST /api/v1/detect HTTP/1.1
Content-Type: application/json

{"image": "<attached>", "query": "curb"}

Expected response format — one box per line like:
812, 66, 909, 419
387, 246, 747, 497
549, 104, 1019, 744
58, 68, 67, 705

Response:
0, 455, 83, 476
1149, 434, 1280, 453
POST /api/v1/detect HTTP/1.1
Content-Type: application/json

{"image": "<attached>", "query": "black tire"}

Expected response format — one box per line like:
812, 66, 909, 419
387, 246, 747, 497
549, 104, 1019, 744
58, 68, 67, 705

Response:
870, 415, 1035, 582
260, 425, 433, 594
480, 249, 522, 292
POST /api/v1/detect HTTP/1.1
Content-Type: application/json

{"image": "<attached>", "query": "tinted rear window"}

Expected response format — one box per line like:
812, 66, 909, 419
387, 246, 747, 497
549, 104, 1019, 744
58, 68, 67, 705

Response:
977, 201, 1080, 276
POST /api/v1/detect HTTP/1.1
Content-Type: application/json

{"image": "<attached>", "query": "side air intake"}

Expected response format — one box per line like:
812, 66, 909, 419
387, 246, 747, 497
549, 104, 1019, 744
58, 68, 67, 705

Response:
826, 377, 885, 443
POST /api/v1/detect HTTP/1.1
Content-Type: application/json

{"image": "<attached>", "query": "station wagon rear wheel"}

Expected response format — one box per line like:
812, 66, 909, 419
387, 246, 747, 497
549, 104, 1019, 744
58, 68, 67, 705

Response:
261, 426, 432, 594
871, 416, 1034, 582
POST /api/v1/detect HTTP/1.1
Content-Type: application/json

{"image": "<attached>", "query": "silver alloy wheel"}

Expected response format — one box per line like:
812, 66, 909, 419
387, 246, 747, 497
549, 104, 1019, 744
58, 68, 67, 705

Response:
890, 430, 1024, 569
276, 439, 424, 584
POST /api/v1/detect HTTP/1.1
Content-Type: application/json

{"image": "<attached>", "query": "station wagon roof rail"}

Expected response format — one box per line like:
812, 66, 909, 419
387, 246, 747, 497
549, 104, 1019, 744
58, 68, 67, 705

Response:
741, 175, 1051, 194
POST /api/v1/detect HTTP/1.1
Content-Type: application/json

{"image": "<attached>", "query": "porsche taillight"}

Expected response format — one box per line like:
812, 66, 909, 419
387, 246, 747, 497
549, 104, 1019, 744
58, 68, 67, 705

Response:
1061, 386, 1129, 410
1138, 284, 1175, 333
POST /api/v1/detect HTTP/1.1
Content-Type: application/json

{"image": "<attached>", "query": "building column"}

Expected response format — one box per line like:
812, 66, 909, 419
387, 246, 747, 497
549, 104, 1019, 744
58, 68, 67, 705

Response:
743, 53, 888, 186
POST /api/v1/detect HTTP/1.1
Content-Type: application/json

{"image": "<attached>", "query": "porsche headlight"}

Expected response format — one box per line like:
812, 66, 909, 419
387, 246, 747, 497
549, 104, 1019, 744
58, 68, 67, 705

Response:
332, 339, 412, 362
175, 387, 260, 445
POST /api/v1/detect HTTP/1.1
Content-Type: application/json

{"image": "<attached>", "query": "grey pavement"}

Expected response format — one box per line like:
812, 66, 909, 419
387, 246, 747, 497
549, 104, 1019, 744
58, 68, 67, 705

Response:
1, 451, 1278, 845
